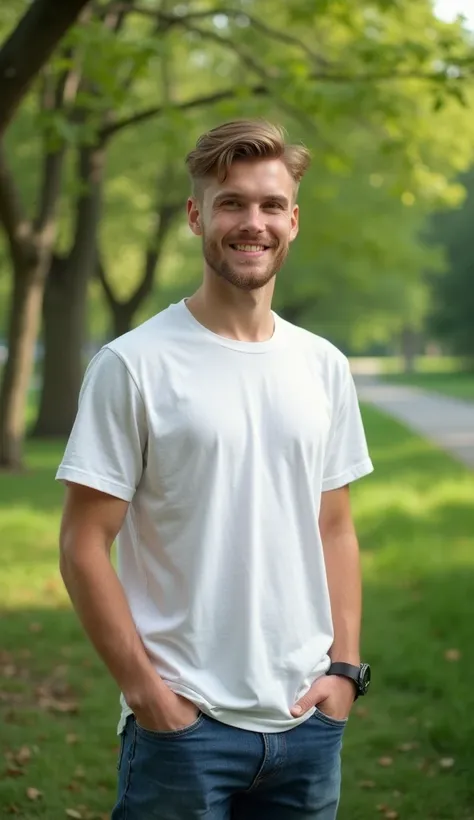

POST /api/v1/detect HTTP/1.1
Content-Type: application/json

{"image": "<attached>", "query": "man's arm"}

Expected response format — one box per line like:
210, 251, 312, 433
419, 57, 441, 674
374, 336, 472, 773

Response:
59, 482, 198, 730
319, 484, 361, 667
291, 484, 361, 718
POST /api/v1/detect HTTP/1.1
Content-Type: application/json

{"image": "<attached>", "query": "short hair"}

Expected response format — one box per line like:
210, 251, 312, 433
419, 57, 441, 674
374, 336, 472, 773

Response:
185, 119, 311, 198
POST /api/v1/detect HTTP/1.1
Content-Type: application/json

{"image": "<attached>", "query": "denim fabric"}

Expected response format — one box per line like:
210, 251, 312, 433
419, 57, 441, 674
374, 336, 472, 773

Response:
111, 708, 346, 819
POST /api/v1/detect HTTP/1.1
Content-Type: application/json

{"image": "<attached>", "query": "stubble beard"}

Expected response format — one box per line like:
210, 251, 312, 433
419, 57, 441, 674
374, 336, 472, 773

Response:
203, 236, 290, 291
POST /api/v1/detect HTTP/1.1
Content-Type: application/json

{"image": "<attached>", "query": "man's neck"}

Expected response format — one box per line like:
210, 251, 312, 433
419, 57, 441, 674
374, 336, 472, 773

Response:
186, 279, 276, 343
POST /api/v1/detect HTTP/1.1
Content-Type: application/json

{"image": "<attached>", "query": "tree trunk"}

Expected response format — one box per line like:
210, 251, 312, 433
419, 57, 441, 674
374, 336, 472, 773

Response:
110, 301, 135, 340
98, 200, 180, 342
0, 0, 90, 134
401, 325, 420, 375
32, 255, 89, 437
0, 262, 45, 468
33, 142, 105, 437
0, 140, 65, 467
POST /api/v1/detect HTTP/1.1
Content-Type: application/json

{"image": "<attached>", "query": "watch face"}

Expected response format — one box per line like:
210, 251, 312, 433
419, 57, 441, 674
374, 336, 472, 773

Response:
360, 663, 371, 694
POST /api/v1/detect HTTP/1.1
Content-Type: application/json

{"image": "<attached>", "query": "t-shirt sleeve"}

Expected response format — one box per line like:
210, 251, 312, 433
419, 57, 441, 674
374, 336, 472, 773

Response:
55, 347, 147, 501
322, 357, 373, 492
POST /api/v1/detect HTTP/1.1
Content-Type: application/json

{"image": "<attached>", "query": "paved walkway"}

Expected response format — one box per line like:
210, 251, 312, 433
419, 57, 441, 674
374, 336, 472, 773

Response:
353, 375, 474, 470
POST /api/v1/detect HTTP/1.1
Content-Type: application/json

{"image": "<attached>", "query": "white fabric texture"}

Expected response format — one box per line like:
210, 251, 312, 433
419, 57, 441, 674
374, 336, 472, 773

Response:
56, 299, 373, 734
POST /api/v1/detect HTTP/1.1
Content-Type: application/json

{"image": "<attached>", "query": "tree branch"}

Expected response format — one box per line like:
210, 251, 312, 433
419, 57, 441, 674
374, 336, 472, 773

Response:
128, 200, 181, 313
96, 253, 116, 309
0, 143, 35, 266
121, 5, 329, 68
0, 0, 92, 134
100, 84, 267, 140
174, 18, 272, 81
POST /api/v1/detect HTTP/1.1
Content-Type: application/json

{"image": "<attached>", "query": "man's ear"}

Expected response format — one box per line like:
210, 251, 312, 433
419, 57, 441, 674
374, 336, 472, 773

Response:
289, 204, 299, 242
187, 197, 202, 236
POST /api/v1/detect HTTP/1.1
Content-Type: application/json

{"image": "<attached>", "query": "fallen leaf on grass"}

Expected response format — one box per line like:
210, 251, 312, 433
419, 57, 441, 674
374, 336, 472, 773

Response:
378, 757, 393, 767
6, 805, 20, 815
74, 766, 86, 779
29, 622, 42, 633
359, 780, 376, 789
67, 781, 82, 793
38, 696, 78, 714
15, 746, 32, 765
5, 765, 24, 778
53, 665, 70, 678
36, 681, 79, 714
376, 807, 399, 818
65, 811, 83, 819
439, 757, 455, 769
26, 787, 42, 800
397, 741, 419, 752
444, 648, 461, 662
66, 734, 79, 745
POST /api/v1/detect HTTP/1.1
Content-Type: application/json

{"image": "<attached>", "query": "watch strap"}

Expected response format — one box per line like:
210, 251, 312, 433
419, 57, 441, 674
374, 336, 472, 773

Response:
327, 662, 361, 699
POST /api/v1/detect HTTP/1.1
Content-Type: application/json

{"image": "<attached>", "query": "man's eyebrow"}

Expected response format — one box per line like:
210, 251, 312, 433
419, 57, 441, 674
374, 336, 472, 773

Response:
213, 192, 290, 206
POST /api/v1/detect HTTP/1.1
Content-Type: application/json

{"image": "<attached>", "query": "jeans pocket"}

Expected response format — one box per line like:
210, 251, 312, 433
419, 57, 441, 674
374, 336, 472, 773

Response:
116, 730, 126, 771
312, 706, 348, 728
135, 712, 205, 740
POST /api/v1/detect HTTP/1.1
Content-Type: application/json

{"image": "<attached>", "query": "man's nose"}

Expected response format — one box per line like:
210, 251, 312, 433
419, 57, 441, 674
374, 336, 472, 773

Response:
239, 205, 265, 233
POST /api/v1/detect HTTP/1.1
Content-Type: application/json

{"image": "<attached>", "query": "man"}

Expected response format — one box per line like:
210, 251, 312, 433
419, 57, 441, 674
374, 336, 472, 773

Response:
57, 119, 373, 820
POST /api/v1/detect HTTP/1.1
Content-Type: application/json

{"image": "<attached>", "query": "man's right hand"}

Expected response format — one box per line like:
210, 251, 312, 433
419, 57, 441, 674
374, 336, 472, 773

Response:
131, 684, 200, 733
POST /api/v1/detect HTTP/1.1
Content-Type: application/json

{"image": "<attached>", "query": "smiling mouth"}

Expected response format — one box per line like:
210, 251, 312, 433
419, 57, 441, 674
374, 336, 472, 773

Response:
229, 243, 271, 252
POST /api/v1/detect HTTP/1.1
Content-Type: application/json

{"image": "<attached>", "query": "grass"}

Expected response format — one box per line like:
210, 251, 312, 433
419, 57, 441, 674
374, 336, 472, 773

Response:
382, 370, 474, 401
1, 411, 474, 819
375, 355, 474, 401
379, 356, 463, 375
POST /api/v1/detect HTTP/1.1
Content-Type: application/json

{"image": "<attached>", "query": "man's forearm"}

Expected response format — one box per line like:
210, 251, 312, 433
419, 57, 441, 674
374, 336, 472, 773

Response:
60, 547, 166, 708
323, 529, 362, 665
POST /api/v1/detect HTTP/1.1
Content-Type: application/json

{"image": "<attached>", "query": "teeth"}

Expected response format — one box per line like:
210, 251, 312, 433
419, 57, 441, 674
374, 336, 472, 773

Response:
233, 244, 266, 252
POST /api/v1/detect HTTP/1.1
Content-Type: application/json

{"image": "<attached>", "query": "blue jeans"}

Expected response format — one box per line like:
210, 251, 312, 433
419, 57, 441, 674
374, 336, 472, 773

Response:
111, 709, 346, 819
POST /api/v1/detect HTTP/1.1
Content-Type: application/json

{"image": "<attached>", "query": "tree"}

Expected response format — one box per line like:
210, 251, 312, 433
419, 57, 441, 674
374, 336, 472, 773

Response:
0, 0, 91, 134
428, 168, 474, 361
0, 65, 75, 467
2, 0, 474, 465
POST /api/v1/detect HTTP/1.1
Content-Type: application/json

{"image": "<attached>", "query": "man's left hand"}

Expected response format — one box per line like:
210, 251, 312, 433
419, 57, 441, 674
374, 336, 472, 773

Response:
290, 673, 356, 720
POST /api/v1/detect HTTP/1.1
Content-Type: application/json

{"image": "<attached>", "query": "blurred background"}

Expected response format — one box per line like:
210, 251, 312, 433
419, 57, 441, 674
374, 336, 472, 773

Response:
1, 1, 474, 819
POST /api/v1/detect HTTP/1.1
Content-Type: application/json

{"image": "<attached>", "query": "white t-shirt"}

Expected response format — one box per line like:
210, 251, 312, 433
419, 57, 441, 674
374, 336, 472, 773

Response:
56, 299, 373, 734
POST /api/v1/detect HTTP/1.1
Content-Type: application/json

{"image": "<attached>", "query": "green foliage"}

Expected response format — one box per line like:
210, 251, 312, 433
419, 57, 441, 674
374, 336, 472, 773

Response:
427, 168, 474, 358
2, 0, 474, 350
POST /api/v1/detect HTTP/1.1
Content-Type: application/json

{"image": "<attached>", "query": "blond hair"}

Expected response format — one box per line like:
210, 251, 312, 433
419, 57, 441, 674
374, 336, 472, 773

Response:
185, 119, 311, 197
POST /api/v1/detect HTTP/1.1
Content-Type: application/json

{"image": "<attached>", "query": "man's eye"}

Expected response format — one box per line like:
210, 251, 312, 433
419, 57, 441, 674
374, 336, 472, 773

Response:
264, 202, 284, 210
221, 200, 240, 208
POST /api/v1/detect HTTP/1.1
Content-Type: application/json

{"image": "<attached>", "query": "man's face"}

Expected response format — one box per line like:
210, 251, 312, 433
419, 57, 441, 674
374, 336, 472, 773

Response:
187, 158, 299, 291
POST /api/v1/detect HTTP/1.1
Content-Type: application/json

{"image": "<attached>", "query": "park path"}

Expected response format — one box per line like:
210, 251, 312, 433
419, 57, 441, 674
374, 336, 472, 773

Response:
352, 372, 474, 470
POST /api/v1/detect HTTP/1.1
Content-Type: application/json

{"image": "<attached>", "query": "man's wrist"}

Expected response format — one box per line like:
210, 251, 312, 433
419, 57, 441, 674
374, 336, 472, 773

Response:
122, 667, 168, 711
329, 654, 360, 666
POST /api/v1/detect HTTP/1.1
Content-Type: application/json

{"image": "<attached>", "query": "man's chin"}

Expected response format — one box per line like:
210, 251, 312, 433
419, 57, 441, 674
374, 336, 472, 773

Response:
220, 270, 276, 291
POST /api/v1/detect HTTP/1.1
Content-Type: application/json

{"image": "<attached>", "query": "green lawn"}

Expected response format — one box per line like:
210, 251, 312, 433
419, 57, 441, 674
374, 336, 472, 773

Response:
1, 411, 474, 819
382, 370, 474, 401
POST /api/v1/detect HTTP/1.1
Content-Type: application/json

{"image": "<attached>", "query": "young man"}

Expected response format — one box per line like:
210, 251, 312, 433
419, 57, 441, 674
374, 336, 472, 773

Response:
57, 119, 373, 820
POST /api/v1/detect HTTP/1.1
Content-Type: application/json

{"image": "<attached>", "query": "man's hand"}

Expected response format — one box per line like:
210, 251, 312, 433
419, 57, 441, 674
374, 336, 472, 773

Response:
290, 674, 355, 720
131, 682, 200, 733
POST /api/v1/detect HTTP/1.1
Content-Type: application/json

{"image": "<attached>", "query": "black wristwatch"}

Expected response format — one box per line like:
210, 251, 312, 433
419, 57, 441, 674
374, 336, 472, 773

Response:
327, 662, 371, 700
